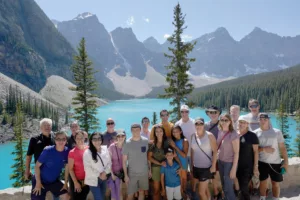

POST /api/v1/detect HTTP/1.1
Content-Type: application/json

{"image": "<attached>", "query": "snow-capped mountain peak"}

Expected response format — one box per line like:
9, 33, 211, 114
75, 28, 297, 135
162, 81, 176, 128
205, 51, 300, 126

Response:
73, 12, 94, 20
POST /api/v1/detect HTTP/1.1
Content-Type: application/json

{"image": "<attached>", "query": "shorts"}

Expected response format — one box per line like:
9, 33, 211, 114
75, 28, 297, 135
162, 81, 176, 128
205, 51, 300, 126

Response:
127, 174, 149, 195
258, 161, 283, 182
31, 175, 68, 200
193, 166, 213, 182
166, 185, 182, 200
152, 166, 161, 181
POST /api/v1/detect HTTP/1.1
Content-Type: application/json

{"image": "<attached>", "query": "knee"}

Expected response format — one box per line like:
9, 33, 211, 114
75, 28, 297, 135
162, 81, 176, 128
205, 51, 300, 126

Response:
271, 182, 280, 189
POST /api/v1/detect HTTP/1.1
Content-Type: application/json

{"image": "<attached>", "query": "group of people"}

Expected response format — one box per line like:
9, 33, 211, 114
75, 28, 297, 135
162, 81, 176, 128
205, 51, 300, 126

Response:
24, 98, 289, 200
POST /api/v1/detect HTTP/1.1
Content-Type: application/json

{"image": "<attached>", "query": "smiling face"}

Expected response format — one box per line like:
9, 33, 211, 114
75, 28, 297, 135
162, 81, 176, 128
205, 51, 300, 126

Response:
40, 122, 52, 135
106, 118, 115, 131
142, 118, 150, 129
207, 110, 220, 122
248, 100, 260, 116
55, 132, 67, 148
195, 120, 205, 132
219, 115, 232, 131
230, 107, 240, 122
160, 111, 169, 122
180, 109, 189, 120
172, 127, 182, 140
91, 134, 102, 149
238, 120, 248, 132
75, 131, 85, 147
70, 123, 79, 136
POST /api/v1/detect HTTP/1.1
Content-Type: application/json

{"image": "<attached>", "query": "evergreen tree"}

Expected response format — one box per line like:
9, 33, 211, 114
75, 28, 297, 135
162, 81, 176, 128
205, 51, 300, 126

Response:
159, 3, 196, 121
10, 103, 26, 188
1, 111, 8, 125
294, 110, 300, 156
65, 110, 69, 125
152, 112, 158, 126
276, 103, 292, 156
70, 38, 99, 132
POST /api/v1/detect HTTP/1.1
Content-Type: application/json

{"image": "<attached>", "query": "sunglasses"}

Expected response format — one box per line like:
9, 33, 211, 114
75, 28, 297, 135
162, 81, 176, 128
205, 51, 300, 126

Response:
160, 114, 168, 117
249, 104, 259, 108
208, 111, 218, 115
181, 111, 189, 113
92, 137, 102, 142
220, 119, 230, 123
55, 138, 67, 142
259, 118, 269, 121
142, 121, 149, 124
107, 122, 115, 126
195, 122, 204, 126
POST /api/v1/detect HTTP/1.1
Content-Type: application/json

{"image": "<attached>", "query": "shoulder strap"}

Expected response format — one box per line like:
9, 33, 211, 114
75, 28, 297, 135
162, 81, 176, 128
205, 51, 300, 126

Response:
217, 131, 230, 150
208, 121, 219, 132
97, 153, 104, 167
114, 144, 121, 166
193, 133, 212, 162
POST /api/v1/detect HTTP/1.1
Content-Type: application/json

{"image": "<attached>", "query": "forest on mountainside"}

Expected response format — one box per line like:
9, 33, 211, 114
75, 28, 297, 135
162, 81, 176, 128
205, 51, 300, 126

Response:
190, 64, 300, 113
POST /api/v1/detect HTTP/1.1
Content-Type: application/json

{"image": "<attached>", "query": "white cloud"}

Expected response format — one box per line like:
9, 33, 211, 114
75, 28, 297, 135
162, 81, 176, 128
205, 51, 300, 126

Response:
182, 34, 193, 42
164, 34, 171, 39
126, 16, 135, 26
143, 17, 150, 23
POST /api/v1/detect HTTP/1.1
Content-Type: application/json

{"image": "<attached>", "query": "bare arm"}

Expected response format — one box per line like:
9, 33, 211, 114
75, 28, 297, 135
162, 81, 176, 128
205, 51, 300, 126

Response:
64, 164, 69, 186
123, 154, 128, 177
231, 139, 240, 172
148, 151, 164, 166
208, 134, 217, 171
279, 142, 289, 171
160, 173, 165, 193
34, 161, 42, 184
68, 158, 77, 184
25, 155, 32, 177
252, 144, 259, 170
191, 148, 194, 173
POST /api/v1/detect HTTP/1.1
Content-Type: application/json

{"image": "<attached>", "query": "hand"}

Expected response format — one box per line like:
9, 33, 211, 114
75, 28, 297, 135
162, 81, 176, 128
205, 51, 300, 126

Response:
176, 167, 181, 175
74, 181, 82, 193
253, 166, 259, 177
264, 146, 275, 153
60, 183, 68, 192
124, 175, 130, 185
24, 170, 32, 180
281, 162, 289, 173
111, 174, 116, 181
149, 140, 154, 144
210, 166, 216, 174
32, 181, 44, 196
160, 161, 167, 167
168, 140, 176, 148
99, 172, 107, 180
148, 170, 152, 179
161, 189, 166, 197
229, 168, 236, 180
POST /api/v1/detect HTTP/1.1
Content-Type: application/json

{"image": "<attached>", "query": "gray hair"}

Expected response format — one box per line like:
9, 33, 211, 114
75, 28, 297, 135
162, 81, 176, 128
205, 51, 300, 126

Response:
230, 105, 240, 111
70, 120, 79, 127
40, 118, 52, 127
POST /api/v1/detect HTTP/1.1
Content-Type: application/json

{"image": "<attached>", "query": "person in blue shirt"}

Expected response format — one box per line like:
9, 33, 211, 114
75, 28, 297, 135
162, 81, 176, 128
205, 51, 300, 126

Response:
31, 131, 70, 200
160, 148, 181, 200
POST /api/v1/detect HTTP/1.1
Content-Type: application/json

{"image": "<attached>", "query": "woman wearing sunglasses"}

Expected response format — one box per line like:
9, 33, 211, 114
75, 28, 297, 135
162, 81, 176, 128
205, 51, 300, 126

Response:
108, 130, 126, 200
217, 114, 240, 200
68, 130, 90, 200
191, 118, 217, 200
83, 132, 112, 200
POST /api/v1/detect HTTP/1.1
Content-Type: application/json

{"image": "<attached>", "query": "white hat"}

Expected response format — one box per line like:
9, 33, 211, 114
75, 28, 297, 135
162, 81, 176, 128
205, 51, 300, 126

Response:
180, 105, 189, 111
238, 115, 249, 123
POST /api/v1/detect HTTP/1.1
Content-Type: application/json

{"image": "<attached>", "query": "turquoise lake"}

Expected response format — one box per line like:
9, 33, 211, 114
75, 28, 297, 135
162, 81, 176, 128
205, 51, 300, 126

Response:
0, 98, 298, 189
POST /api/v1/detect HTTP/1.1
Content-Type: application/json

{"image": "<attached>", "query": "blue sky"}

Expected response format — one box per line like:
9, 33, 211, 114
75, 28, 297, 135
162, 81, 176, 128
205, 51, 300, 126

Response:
35, 0, 300, 44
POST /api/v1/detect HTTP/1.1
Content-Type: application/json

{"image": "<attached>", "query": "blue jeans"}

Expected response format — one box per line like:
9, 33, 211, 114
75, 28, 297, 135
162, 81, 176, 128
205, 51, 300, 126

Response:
89, 178, 107, 200
218, 160, 235, 200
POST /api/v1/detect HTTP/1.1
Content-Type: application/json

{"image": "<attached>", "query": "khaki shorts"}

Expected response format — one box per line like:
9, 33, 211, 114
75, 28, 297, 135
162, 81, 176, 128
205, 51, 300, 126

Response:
152, 166, 161, 181
127, 174, 149, 195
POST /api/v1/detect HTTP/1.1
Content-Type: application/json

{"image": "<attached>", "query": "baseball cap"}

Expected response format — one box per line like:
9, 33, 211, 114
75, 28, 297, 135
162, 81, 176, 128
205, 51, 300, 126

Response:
194, 117, 205, 124
205, 105, 222, 114
180, 105, 189, 111
116, 129, 126, 136
259, 113, 270, 119
238, 115, 249, 123
164, 147, 174, 154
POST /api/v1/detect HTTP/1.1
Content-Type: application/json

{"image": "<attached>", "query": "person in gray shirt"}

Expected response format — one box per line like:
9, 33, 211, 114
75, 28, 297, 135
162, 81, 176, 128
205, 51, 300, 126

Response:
102, 118, 117, 147
243, 99, 261, 131
254, 113, 289, 200
123, 123, 150, 200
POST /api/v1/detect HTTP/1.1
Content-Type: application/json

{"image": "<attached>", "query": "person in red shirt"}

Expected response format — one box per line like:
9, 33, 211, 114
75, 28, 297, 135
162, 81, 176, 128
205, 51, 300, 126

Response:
68, 130, 90, 200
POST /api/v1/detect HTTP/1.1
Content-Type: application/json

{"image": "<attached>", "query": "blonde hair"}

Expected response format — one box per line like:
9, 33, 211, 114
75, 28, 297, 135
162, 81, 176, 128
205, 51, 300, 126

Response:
230, 105, 240, 112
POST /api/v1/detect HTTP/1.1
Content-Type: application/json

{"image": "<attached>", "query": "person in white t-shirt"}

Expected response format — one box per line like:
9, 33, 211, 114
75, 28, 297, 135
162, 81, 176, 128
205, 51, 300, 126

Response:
254, 113, 289, 200
243, 99, 261, 131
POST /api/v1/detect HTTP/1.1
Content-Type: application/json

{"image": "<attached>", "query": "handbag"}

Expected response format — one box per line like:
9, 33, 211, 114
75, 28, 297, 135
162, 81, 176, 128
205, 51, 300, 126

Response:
216, 131, 230, 171
97, 154, 111, 179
